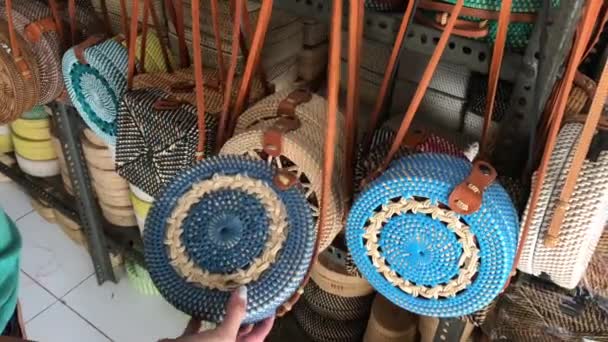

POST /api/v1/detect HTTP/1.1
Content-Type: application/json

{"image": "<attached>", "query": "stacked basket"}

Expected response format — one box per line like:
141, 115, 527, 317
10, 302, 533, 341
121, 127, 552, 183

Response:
293, 246, 375, 342
82, 129, 136, 227
221, 88, 347, 251
11, 106, 60, 178
0, 124, 13, 154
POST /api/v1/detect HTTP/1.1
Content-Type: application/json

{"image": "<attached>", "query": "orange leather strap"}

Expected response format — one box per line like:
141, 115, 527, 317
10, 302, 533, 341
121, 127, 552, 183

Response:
544, 59, 608, 247
229, 0, 274, 135
209, 0, 226, 83
119, 0, 130, 44
377, 0, 465, 175
165, 0, 190, 68
139, 0, 150, 74
148, 0, 173, 73
5, 0, 32, 79
513, 0, 602, 270
126, 0, 139, 90
415, 12, 490, 39
366, 0, 417, 142
216, 0, 245, 149
68, 0, 77, 45
48, 0, 65, 47
417, 0, 535, 23
24, 17, 57, 43
343, 0, 364, 201
74, 34, 105, 65
582, 4, 608, 61
99, 0, 114, 36
191, 0, 208, 160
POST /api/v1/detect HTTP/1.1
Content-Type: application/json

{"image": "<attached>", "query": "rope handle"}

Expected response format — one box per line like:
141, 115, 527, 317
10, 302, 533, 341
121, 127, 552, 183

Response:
512, 0, 602, 275
4, 0, 32, 79
544, 57, 608, 247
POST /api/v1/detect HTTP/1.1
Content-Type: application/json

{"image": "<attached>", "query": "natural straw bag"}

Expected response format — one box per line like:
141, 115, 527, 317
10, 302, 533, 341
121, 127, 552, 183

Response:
222, 89, 346, 251
363, 294, 418, 342
83, 128, 106, 147
293, 298, 367, 342
94, 184, 132, 207
99, 201, 136, 227
418, 316, 475, 342
15, 154, 60, 177
87, 165, 128, 191
583, 225, 608, 298
0, 0, 62, 104
81, 133, 114, 170
10, 117, 52, 141
0, 19, 39, 124
12, 134, 57, 161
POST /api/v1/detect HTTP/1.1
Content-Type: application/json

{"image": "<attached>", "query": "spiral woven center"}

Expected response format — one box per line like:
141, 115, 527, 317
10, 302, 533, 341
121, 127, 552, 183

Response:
70, 64, 117, 135
364, 198, 479, 299
165, 174, 289, 290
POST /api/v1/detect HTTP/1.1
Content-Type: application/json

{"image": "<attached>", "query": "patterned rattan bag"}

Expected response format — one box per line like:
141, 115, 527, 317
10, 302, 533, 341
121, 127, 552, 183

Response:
293, 297, 367, 342
518, 122, 608, 289
221, 88, 346, 252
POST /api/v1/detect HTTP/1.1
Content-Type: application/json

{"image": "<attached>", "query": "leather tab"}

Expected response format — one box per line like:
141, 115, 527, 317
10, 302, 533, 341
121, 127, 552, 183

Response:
448, 160, 497, 215
262, 116, 301, 157
277, 88, 312, 116
24, 17, 57, 43
153, 97, 186, 111
170, 81, 195, 93
273, 169, 298, 190
402, 128, 429, 148
74, 35, 106, 65
14, 57, 32, 80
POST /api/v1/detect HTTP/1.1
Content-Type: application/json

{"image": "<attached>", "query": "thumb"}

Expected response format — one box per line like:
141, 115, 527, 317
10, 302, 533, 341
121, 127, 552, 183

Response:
217, 286, 248, 338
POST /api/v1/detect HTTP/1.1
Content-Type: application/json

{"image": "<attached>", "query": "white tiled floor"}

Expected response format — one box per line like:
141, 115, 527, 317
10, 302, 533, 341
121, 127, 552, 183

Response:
1, 183, 190, 342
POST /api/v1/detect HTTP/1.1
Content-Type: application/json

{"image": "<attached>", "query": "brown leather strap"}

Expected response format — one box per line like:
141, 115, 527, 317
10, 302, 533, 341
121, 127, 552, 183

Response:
417, 0, 535, 23
343, 0, 364, 202
74, 34, 106, 65
99, 0, 114, 36
126, 0, 139, 90
415, 12, 490, 39
191, 0, 208, 161
582, 4, 608, 61
574, 70, 597, 100
164, 0, 190, 67
68, 0, 77, 45
153, 96, 188, 111
376, 0, 465, 176
24, 17, 57, 43
48, 0, 65, 48
5, 0, 32, 79
566, 113, 608, 130
230, 0, 274, 135
366, 0, 417, 146
262, 116, 301, 156
544, 59, 608, 247
148, 0, 173, 73
448, 160, 497, 214
513, 0, 601, 271
119, 0, 130, 43
209, 0, 226, 83
216, 0, 244, 149
139, 0, 150, 74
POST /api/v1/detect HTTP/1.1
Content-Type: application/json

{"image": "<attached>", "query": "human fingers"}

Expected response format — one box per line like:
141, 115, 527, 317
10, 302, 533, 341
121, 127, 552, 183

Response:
183, 319, 202, 336
237, 324, 254, 337
239, 316, 275, 342
216, 286, 248, 338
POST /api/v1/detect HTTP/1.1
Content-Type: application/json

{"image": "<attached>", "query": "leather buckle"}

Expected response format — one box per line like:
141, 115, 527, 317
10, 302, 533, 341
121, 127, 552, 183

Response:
24, 17, 56, 43
170, 81, 195, 93
448, 160, 497, 215
74, 35, 106, 65
273, 168, 298, 190
262, 116, 301, 157
153, 97, 186, 111
13, 57, 32, 80
277, 88, 312, 116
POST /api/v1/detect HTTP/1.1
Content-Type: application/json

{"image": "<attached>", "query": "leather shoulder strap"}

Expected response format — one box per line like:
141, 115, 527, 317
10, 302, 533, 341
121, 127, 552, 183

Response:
4, 0, 32, 79
191, 0, 208, 160
126, 0, 140, 89
209, 0, 226, 83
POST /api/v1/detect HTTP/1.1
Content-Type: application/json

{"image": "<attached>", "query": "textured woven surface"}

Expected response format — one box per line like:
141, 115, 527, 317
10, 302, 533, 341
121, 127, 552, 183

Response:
15, 154, 60, 177
0, 19, 39, 123
116, 88, 217, 197
293, 298, 367, 342
12, 134, 56, 161
518, 123, 608, 289
63, 39, 128, 145
0, 0, 62, 104
363, 294, 418, 342
11, 118, 51, 141
583, 226, 608, 298
484, 277, 608, 341
224, 90, 346, 251
144, 155, 314, 323
364, 0, 406, 12
302, 280, 374, 321
125, 259, 160, 296
347, 153, 519, 317
21, 106, 50, 120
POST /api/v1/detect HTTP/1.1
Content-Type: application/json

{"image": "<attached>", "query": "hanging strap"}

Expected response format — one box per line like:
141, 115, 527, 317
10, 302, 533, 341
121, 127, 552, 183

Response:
417, 0, 535, 23
164, 0, 190, 68
139, 0, 150, 73
216, 0, 244, 149
229, 0, 274, 136
415, 13, 490, 39
544, 60, 608, 246
148, 0, 173, 73
343, 0, 364, 201
209, 0, 226, 83
126, 0, 140, 90
99, 0, 114, 36
513, 0, 602, 271
48, 0, 65, 47
24, 17, 57, 43
370, 0, 464, 180
5, 0, 32, 79
582, 5, 608, 61
68, 0, 77, 45
192, 0, 209, 160
119, 0, 130, 45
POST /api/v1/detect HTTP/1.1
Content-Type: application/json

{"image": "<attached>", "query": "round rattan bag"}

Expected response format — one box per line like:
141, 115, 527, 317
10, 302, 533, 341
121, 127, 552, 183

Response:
222, 89, 346, 251
293, 298, 367, 342
518, 123, 608, 289
363, 294, 418, 342
0, 0, 62, 104
144, 155, 315, 323
347, 153, 519, 317
0, 20, 39, 124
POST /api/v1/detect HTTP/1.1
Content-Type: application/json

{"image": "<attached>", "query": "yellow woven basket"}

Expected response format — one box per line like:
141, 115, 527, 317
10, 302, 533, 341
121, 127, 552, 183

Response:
11, 118, 51, 141
0, 133, 13, 153
12, 134, 56, 161
129, 191, 152, 219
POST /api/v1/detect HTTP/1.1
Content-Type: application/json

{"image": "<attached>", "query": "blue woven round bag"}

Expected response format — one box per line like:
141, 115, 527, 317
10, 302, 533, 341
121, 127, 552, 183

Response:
62, 39, 128, 146
144, 155, 315, 323
347, 153, 518, 317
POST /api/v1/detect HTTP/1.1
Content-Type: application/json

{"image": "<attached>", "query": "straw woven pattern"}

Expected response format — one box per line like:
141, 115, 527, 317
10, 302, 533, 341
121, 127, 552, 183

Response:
144, 155, 314, 323
518, 123, 608, 289
91, 0, 164, 35
302, 280, 374, 321
116, 88, 217, 197
0, 0, 62, 104
293, 298, 367, 342
347, 153, 519, 317
582, 226, 608, 298
0, 21, 39, 123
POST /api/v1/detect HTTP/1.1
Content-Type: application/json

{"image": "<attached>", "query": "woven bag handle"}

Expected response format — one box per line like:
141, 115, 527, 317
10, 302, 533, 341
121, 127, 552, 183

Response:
4, 0, 32, 79
229, 0, 274, 135
119, 0, 130, 44
164, 0, 190, 68
544, 55, 608, 246
48, 0, 65, 48
209, 0, 226, 83
191, 0, 209, 160
513, 0, 602, 273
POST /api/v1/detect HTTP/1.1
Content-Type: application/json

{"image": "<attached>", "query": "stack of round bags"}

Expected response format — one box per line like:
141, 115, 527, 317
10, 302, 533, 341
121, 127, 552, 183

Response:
221, 88, 347, 251
81, 129, 135, 227
0, 124, 13, 154
293, 246, 375, 342
129, 185, 153, 234
11, 106, 60, 178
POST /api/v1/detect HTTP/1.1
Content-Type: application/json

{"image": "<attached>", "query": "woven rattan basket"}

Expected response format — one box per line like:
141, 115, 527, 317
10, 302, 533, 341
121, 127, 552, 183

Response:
518, 123, 608, 289
12, 134, 56, 161
582, 225, 608, 298
363, 294, 418, 342
99, 201, 136, 227
302, 19, 328, 47
293, 298, 367, 342
15, 154, 60, 177
11, 118, 51, 141
82, 133, 114, 170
